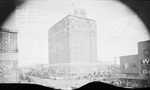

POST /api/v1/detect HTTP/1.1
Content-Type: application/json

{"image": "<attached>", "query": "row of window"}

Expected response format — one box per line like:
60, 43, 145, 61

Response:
0, 44, 17, 52
50, 19, 69, 36
73, 19, 94, 30
0, 50, 17, 53
71, 54, 91, 58
0, 60, 17, 70
0, 31, 17, 52
0, 32, 17, 40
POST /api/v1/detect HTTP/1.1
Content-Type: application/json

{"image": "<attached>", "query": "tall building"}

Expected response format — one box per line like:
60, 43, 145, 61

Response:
0, 28, 18, 83
48, 13, 97, 75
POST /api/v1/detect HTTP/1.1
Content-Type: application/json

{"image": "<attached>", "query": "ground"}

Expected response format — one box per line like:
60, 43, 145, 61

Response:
20, 75, 91, 89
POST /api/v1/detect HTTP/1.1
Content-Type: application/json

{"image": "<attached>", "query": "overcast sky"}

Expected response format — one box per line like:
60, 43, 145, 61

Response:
3, 0, 150, 66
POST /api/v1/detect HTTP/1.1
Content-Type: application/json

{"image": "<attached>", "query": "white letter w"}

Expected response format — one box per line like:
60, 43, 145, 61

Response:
142, 59, 150, 64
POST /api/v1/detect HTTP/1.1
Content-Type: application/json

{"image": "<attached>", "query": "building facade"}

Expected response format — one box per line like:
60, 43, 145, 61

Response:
0, 28, 18, 83
48, 15, 97, 75
120, 40, 150, 80
138, 40, 150, 79
120, 55, 140, 79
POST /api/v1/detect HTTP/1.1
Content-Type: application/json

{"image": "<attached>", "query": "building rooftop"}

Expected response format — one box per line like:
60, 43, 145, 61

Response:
138, 40, 150, 44
69, 14, 96, 22
49, 15, 96, 31
0, 28, 18, 33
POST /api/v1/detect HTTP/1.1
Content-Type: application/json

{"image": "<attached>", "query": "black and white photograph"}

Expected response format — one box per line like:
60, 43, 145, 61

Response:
0, 0, 150, 90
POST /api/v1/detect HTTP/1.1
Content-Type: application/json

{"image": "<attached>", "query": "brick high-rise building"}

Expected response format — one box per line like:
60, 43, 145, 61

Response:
48, 13, 97, 75
0, 28, 18, 83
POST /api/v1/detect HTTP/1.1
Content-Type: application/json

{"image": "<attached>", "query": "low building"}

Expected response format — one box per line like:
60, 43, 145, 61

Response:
119, 40, 150, 87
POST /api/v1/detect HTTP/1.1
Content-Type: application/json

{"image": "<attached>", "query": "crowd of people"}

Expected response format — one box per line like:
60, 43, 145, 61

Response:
111, 79, 150, 88
17, 65, 150, 88
18, 65, 114, 83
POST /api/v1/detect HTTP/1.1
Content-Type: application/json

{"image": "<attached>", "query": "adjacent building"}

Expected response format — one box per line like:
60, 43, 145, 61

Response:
120, 40, 150, 80
0, 28, 18, 83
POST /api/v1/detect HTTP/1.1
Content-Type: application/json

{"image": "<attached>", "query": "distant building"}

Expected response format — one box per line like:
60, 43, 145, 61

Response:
48, 13, 97, 75
0, 28, 18, 83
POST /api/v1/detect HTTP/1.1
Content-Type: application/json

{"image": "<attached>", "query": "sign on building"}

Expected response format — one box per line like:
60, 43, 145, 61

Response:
141, 58, 150, 74
120, 55, 140, 74
138, 40, 150, 75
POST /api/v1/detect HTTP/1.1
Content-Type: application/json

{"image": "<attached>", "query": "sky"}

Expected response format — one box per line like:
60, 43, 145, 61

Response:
3, 0, 150, 66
